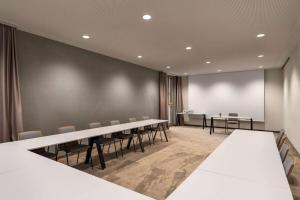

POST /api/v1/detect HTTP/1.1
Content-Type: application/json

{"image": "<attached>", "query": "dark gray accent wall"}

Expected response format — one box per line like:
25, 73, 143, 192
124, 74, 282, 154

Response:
16, 31, 159, 135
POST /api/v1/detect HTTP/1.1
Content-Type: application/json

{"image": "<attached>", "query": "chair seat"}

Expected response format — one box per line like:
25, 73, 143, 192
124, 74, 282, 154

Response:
145, 126, 157, 132
32, 149, 56, 159
227, 120, 239, 124
98, 137, 115, 144
112, 132, 132, 140
60, 144, 90, 153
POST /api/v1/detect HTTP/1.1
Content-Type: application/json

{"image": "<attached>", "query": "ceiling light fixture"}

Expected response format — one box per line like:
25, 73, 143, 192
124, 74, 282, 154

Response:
137, 55, 143, 59
184, 72, 188, 75
257, 54, 264, 58
142, 14, 152, 21
82, 35, 90, 39
217, 69, 222, 72
166, 66, 171, 69
256, 33, 266, 38
185, 46, 192, 50
258, 65, 264, 69
206, 61, 211, 64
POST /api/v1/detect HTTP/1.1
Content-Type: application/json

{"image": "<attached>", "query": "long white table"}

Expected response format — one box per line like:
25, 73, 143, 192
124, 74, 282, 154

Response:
0, 119, 168, 200
167, 130, 293, 200
0, 124, 293, 200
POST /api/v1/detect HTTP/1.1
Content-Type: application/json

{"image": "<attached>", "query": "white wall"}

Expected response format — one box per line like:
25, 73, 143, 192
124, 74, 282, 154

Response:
265, 69, 283, 131
283, 46, 300, 152
182, 69, 283, 131
188, 70, 265, 121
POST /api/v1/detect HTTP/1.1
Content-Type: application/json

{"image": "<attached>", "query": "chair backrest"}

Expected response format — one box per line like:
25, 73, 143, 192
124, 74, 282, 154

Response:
129, 118, 137, 122
142, 116, 150, 120
110, 120, 120, 125
57, 126, 77, 148
276, 129, 285, 146
58, 125, 76, 134
183, 113, 190, 122
18, 130, 42, 140
228, 113, 238, 121
278, 136, 287, 150
18, 131, 46, 154
283, 156, 295, 177
89, 122, 101, 129
279, 143, 289, 162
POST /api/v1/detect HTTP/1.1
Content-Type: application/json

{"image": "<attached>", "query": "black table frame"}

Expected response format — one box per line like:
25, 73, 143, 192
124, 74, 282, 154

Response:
84, 122, 168, 169
209, 117, 253, 135
176, 113, 207, 129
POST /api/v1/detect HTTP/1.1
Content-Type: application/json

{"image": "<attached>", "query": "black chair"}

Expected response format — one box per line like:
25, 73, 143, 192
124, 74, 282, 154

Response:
88, 122, 120, 158
276, 129, 285, 147
142, 116, 163, 143
18, 130, 57, 159
129, 117, 153, 146
225, 113, 240, 133
56, 125, 92, 166
110, 120, 135, 156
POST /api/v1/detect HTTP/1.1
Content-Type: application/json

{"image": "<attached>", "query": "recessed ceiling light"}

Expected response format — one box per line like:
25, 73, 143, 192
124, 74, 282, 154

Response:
217, 69, 222, 72
184, 72, 188, 75
82, 35, 90, 39
257, 54, 264, 58
166, 66, 171, 69
185, 46, 192, 50
142, 14, 152, 21
258, 65, 264, 69
137, 55, 143, 59
206, 61, 211, 64
256, 33, 266, 38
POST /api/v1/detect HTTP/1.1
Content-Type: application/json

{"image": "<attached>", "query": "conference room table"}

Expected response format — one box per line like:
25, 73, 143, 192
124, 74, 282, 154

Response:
13, 119, 168, 169
0, 119, 169, 200
167, 130, 293, 200
176, 113, 207, 128
209, 115, 253, 134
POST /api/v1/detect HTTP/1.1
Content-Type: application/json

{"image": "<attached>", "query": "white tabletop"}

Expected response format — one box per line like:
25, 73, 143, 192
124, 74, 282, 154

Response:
167, 130, 293, 200
167, 169, 292, 200
0, 119, 168, 200
13, 119, 168, 150
211, 115, 252, 120
0, 148, 153, 200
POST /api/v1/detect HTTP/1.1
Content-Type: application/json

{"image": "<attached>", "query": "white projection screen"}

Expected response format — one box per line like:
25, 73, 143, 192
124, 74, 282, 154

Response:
188, 70, 265, 121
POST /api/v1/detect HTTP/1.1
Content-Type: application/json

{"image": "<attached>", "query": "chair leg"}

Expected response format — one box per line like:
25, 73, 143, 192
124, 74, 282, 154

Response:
113, 140, 118, 158
66, 152, 69, 166
120, 140, 124, 157
55, 146, 58, 161
148, 132, 152, 146
107, 141, 111, 153
91, 157, 94, 169
132, 137, 136, 152
160, 129, 163, 142
77, 152, 80, 165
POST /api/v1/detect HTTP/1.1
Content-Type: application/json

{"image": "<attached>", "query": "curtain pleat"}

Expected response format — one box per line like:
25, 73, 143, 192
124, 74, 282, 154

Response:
175, 76, 183, 115
159, 72, 167, 120
0, 24, 23, 142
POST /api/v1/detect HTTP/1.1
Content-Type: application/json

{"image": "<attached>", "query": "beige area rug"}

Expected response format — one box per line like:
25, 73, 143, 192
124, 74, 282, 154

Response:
60, 127, 226, 200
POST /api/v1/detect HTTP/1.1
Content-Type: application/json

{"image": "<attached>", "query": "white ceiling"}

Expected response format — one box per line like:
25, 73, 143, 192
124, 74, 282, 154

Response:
1, 0, 300, 75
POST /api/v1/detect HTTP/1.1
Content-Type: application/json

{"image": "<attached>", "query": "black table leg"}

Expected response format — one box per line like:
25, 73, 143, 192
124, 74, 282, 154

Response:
85, 137, 106, 169
210, 117, 214, 135
202, 115, 205, 129
161, 123, 168, 142
95, 139, 106, 169
136, 130, 145, 152
85, 137, 94, 164
251, 118, 253, 130
126, 136, 133, 149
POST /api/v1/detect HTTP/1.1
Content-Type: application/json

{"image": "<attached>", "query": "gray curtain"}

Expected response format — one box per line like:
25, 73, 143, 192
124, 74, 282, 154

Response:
159, 72, 167, 120
175, 76, 183, 114
0, 24, 23, 142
